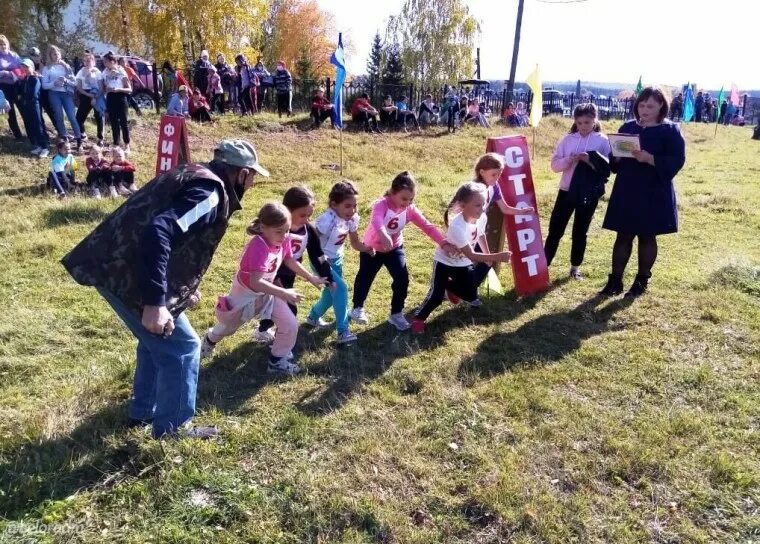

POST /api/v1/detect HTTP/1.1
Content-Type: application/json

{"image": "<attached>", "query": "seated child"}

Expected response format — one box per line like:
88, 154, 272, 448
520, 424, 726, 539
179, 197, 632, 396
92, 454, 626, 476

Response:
48, 140, 76, 198
111, 146, 137, 196
85, 145, 111, 199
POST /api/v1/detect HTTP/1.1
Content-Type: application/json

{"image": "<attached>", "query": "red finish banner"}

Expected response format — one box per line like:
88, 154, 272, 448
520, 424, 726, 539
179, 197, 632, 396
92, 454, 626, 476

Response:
487, 135, 551, 296
155, 115, 191, 176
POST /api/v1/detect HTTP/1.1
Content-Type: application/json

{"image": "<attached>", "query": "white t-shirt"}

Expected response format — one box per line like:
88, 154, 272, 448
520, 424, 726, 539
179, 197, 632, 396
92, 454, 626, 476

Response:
314, 208, 359, 259
75, 66, 102, 92
433, 212, 487, 267
288, 225, 308, 261
102, 66, 128, 92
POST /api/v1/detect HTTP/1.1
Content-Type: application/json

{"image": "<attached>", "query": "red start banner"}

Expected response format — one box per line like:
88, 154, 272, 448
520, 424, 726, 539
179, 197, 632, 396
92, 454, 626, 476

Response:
155, 115, 191, 176
487, 135, 551, 296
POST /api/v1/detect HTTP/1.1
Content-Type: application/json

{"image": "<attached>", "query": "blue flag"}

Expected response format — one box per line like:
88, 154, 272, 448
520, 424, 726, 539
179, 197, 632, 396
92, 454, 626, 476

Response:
330, 33, 346, 130
683, 84, 695, 122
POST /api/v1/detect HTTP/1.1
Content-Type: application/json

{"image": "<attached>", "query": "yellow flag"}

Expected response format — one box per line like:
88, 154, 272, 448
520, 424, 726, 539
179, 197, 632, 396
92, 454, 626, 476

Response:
526, 64, 542, 127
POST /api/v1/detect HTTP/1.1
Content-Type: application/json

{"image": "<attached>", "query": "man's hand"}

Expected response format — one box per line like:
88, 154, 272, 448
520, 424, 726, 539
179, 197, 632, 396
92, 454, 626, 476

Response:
187, 290, 202, 309
142, 305, 175, 336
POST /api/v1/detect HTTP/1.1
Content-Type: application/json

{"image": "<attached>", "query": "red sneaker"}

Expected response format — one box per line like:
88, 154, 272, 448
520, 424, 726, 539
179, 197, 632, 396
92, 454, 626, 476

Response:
445, 290, 461, 305
411, 319, 426, 335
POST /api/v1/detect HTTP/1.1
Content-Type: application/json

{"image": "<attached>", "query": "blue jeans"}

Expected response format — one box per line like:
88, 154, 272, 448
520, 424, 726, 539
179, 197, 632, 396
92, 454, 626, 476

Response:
97, 288, 201, 438
308, 257, 349, 334
48, 90, 82, 139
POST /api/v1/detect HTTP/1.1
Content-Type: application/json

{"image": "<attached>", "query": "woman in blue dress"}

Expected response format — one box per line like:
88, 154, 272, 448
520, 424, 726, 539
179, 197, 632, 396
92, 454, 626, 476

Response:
600, 87, 686, 298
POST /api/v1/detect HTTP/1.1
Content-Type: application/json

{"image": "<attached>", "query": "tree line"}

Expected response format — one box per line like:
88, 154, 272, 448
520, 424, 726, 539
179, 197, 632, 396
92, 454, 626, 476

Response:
4, 0, 480, 87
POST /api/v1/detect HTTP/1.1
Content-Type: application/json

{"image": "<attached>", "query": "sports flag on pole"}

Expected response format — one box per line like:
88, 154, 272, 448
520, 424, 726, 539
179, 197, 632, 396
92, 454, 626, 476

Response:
525, 64, 542, 127
683, 85, 695, 122
716, 86, 725, 120
330, 33, 346, 130
635, 76, 643, 96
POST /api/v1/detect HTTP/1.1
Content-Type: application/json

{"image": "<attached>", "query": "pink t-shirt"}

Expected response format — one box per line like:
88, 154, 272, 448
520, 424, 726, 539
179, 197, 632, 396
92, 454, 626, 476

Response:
237, 235, 292, 290
550, 131, 611, 191
363, 196, 446, 251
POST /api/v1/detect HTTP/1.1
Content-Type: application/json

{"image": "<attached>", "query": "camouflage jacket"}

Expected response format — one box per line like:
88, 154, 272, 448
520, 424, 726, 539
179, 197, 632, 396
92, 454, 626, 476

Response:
61, 162, 241, 318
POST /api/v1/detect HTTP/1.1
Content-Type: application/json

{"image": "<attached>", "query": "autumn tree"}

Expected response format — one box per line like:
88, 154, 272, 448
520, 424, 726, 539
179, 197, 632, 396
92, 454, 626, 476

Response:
5, 0, 93, 58
386, 0, 479, 87
260, 0, 336, 78
90, 0, 266, 68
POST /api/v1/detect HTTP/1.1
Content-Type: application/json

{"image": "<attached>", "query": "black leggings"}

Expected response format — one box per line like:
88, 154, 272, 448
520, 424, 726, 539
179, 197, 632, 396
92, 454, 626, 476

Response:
353, 247, 409, 314
191, 108, 212, 123
113, 171, 134, 188
106, 93, 130, 146
86, 171, 111, 189
239, 86, 254, 114
397, 111, 419, 129
76, 92, 104, 140
415, 260, 490, 321
611, 233, 658, 277
544, 190, 598, 267
352, 111, 378, 131
0, 83, 22, 138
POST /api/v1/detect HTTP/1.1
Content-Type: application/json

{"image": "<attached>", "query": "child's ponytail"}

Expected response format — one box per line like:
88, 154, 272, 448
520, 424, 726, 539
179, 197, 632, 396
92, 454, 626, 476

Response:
384, 171, 417, 197
247, 202, 290, 236
444, 182, 486, 226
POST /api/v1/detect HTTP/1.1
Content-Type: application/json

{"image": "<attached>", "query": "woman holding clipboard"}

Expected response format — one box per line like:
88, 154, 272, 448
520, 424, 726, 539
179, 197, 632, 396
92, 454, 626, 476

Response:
600, 87, 685, 298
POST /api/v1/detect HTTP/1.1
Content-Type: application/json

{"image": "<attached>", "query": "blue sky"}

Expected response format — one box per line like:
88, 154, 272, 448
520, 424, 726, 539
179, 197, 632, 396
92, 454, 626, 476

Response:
64, 0, 760, 89
318, 0, 760, 89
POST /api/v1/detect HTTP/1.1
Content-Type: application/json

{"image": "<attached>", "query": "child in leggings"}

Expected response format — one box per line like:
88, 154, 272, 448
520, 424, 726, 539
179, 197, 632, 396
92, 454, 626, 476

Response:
201, 203, 328, 376
306, 181, 375, 344
256, 186, 334, 343
350, 171, 457, 331
47, 140, 76, 198
111, 146, 137, 196
85, 145, 110, 198
411, 182, 512, 334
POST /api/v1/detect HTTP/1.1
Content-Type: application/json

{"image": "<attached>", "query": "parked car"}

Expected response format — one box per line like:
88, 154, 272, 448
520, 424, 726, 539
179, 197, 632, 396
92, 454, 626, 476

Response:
542, 89, 565, 115
95, 54, 162, 110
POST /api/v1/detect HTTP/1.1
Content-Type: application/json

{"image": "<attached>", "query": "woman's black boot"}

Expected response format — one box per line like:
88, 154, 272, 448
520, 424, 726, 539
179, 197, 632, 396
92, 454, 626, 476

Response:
599, 273, 624, 296
625, 273, 650, 298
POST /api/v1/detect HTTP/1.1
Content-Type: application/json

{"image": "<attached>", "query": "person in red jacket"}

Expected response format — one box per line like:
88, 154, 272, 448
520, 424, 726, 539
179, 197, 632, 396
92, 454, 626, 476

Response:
111, 146, 137, 196
85, 145, 112, 199
189, 88, 213, 123
310, 87, 335, 129
351, 92, 379, 132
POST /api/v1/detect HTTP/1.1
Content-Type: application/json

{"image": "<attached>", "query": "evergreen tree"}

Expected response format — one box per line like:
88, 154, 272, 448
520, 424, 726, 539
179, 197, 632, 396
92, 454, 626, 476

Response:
366, 32, 382, 86
382, 43, 404, 87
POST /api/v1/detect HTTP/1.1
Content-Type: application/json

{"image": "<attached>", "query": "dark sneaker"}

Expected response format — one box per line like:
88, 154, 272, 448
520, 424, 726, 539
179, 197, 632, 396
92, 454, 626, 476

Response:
600, 274, 624, 297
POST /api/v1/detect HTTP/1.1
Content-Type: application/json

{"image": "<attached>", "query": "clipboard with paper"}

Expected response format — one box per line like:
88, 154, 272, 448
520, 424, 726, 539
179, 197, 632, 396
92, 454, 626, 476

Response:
609, 133, 641, 158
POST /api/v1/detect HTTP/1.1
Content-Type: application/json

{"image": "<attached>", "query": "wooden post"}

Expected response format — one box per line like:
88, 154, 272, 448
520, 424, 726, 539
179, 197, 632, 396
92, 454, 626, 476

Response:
152, 62, 160, 114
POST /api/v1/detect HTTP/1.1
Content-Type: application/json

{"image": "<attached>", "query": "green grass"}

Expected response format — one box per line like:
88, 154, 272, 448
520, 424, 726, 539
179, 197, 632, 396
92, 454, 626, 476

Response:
0, 113, 758, 543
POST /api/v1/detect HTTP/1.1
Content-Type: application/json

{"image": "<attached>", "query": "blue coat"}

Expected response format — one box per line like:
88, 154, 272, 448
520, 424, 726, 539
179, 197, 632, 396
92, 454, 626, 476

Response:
602, 120, 685, 236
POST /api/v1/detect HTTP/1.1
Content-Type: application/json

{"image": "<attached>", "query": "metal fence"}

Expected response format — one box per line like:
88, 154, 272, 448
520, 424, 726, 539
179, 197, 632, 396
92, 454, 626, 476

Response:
157, 64, 755, 125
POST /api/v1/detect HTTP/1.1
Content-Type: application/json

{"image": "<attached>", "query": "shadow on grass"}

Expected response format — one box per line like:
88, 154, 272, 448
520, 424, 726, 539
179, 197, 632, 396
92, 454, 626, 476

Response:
0, 401, 158, 520
0, 184, 47, 197
41, 203, 111, 227
295, 278, 569, 416
458, 294, 635, 381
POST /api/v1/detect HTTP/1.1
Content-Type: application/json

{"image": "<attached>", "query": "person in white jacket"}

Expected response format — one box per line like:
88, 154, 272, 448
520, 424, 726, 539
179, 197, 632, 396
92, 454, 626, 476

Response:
41, 45, 83, 151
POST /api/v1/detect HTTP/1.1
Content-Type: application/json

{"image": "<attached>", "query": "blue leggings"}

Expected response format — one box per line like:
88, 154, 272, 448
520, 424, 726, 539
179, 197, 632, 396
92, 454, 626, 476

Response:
308, 257, 349, 333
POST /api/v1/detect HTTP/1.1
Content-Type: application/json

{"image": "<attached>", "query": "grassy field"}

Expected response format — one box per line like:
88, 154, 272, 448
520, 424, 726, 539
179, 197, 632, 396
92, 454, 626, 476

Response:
0, 113, 758, 543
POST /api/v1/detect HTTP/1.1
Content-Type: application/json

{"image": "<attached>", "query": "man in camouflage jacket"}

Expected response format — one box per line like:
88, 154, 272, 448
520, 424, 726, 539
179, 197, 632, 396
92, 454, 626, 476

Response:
62, 140, 269, 439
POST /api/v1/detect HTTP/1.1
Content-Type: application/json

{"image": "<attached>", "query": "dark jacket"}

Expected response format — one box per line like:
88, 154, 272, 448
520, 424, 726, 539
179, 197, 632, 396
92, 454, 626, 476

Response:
193, 59, 212, 94
273, 68, 292, 94
61, 162, 242, 318
568, 150, 610, 206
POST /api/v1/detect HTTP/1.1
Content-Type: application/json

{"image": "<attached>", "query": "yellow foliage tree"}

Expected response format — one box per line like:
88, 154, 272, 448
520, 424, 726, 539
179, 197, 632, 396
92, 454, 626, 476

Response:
263, 0, 336, 79
91, 0, 267, 69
